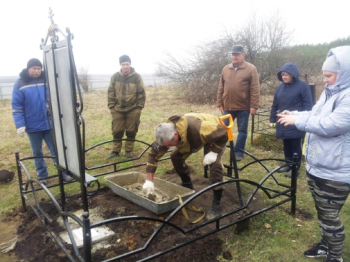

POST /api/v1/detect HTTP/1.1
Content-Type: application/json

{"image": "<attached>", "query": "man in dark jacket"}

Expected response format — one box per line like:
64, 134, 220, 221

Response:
12, 58, 72, 184
270, 63, 313, 177
107, 55, 146, 159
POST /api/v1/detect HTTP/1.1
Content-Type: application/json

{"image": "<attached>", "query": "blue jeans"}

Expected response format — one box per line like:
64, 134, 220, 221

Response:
27, 130, 55, 179
27, 130, 68, 179
223, 110, 250, 157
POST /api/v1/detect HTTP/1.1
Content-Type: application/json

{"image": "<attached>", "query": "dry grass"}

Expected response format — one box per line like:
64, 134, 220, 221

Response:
0, 85, 349, 261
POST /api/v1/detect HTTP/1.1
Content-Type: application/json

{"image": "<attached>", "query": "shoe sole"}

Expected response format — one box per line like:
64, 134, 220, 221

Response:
304, 254, 327, 258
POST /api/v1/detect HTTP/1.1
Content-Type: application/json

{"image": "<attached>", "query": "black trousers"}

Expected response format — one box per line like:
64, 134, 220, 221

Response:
283, 137, 302, 163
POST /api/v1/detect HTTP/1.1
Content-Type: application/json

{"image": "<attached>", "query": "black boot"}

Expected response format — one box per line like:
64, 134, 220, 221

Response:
181, 181, 194, 189
180, 175, 194, 189
278, 157, 292, 173
285, 162, 301, 178
206, 189, 223, 220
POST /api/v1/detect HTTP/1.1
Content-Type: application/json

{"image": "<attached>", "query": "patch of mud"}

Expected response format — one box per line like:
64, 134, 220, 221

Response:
9, 173, 267, 261
124, 183, 171, 203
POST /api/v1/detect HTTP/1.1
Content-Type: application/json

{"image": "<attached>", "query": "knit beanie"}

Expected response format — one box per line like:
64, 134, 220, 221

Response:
119, 55, 131, 64
27, 58, 42, 69
322, 55, 337, 73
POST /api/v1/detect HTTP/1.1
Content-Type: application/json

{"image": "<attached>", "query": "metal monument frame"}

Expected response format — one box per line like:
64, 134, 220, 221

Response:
14, 9, 299, 262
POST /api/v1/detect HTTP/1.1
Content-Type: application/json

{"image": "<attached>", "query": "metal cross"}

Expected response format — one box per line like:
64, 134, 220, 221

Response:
48, 7, 55, 24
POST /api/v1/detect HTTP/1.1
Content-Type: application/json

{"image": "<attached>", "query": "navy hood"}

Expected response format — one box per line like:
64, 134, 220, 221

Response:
277, 63, 300, 82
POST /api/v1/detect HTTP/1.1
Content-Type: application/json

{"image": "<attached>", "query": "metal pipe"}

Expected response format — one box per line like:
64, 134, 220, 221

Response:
15, 152, 26, 212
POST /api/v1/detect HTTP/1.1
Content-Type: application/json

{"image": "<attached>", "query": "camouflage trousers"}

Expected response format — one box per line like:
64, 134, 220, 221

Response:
171, 147, 225, 187
306, 172, 350, 260
111, 108, 141, 153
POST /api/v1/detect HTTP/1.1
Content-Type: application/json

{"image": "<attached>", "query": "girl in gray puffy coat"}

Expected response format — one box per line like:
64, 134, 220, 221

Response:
278, 46, 350, 262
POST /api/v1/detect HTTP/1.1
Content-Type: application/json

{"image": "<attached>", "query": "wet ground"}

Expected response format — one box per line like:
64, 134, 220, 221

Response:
2, 172, 267, 261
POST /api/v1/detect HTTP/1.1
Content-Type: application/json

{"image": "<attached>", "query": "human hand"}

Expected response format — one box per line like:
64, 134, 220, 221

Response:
219, 106, 224, 115
269, 123, 276, 128
203, 152, 218, 166
250, 108, 257, 116
277, 115, 297, 126
279, 110, 292, 115
17, 127, 26, 137
142, 180, 154, 195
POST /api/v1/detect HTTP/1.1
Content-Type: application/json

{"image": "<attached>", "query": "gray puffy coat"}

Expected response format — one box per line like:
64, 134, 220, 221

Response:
295, 46, 350, 183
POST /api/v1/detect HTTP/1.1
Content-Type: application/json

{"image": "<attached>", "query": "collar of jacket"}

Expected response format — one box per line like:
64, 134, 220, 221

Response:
119, 67, 135, 77
228, 61, 246, 70
167, 115, 190, 153
176, 116, 191, 153
19, 68, 45, 83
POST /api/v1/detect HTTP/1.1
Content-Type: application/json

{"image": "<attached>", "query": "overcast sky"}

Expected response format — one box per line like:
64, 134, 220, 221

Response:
0, 0, 349, 76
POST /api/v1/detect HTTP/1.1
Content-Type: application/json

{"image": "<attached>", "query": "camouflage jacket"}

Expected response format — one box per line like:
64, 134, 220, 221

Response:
107, 67, 146, 112
146, 113, 228, 173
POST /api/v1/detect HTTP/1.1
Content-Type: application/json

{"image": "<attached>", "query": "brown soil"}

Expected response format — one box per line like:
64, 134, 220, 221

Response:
2, 173, 267, 262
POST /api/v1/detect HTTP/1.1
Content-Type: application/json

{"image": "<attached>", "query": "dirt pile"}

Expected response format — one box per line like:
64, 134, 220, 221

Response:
7, 173, 264, 261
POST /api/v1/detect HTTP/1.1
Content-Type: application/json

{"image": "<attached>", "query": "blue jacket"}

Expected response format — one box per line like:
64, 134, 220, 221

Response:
270, 63, 313, 139
11, 69, 50, 133
295, 46, 350, 183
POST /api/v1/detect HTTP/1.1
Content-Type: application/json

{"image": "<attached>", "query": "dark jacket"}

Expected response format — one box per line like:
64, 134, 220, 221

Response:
270, 63, 313, 139
11, 69, 50, 133
107, 67, 146, 113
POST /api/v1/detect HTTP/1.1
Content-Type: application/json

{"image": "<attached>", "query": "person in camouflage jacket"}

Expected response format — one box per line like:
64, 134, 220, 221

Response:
143, 113, 228, 220
107, 55, 146, 159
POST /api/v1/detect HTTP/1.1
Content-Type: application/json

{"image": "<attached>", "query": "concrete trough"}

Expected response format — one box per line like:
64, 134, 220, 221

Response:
105, 172, 195, 215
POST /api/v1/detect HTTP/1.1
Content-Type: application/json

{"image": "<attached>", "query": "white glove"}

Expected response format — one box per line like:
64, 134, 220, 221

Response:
142, 180, 154, 195
270, 123, 276, 128
203, 152, 218, 166
17, 127, 26, 137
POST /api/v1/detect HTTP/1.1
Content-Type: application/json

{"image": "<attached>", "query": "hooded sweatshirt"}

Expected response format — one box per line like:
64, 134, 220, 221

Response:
294, 46, 350, 183
270, 63, 313, 139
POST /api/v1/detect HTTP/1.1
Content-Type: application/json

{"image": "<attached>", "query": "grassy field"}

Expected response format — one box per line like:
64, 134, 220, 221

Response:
0, 85, 349, 261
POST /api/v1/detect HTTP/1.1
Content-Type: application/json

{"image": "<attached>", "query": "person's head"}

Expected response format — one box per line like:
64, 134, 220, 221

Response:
119, 55, 131, 74
322, 55, 338, 86
27, 58, 42, 78
277, 63, 299, 83
281, 72, 293, 83
155, 123, 179, 148
231, 45, 245, 67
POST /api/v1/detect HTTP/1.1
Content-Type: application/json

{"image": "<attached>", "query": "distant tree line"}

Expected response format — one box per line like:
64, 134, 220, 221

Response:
157, 12, 350, 104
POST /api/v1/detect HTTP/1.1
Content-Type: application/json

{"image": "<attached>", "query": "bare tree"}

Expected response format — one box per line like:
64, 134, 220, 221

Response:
78, 66, 91, 93
157, 12, 294, 104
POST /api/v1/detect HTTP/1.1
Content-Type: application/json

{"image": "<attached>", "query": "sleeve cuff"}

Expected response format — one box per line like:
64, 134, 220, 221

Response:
295, 115, 309, 131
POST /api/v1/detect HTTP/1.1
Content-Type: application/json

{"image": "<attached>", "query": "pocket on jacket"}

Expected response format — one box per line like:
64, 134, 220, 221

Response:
307, 135, 344, 170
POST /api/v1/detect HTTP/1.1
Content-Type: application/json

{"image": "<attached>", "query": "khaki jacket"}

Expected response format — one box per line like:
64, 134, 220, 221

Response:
146, 113, 228, 173
107, 67, 146, 112
216, 61, 260, 110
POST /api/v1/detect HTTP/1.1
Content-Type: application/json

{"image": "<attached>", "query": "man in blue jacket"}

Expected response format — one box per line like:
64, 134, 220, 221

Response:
12, 58, 72, 184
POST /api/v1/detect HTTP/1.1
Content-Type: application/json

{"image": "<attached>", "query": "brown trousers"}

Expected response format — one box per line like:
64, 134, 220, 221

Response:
171, 147, 225, 185
111, 108, 141, 153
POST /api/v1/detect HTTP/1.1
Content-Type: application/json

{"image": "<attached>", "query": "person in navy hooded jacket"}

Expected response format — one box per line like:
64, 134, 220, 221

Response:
12, 58, 72, 184
270, 63, 313, 177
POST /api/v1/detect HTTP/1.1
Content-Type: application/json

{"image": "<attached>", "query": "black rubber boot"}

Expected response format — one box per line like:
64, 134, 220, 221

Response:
181, 181, 194, 189
285, 162, 301, 178
278, 157, 292, 173
180, 175, 194, 189
206, 189, 223, 220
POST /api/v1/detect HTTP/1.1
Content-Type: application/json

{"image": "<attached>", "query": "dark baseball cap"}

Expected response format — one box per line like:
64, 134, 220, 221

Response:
231, 45, 245, 54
